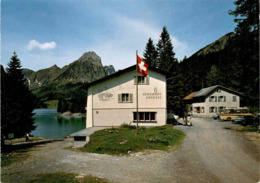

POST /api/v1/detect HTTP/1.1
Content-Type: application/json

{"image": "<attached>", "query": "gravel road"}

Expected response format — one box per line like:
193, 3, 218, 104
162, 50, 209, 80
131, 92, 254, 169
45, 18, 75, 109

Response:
1, 118, 259, 183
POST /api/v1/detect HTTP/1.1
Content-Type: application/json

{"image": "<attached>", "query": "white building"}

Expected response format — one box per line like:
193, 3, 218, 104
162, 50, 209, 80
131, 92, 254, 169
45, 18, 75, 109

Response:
71, 65, 167, 147
86, 65, 167, 127
183, 85, 242, 117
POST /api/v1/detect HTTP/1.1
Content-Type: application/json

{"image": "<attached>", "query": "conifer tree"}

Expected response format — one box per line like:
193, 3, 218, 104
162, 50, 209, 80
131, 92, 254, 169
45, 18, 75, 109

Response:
154, 27, 184, 116
229, 0, 259, 36
143, 38, 157, 67
229, 0, 259, 107
205, 65, 219, 87
2, 52, 36, 143
156, 26, 177, 71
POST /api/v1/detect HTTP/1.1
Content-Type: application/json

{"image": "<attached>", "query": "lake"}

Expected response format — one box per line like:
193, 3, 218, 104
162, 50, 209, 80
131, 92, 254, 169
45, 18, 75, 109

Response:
31, 109, 86, 139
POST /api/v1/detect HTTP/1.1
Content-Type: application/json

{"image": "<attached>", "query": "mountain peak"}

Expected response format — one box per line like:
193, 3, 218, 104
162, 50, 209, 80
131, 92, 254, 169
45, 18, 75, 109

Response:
51, 64, 59, 69
77, 51, 102, 66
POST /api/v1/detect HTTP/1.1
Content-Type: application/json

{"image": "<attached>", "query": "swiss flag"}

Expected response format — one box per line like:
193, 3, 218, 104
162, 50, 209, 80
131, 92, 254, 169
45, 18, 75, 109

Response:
137, 55, 149, 77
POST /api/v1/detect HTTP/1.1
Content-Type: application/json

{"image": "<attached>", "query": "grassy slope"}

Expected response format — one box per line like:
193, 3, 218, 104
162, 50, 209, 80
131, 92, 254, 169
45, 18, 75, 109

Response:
81, 125, 185, 155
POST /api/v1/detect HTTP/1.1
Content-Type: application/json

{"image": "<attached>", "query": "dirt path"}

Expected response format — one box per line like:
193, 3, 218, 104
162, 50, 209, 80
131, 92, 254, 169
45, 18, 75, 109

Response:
1, 118, 259, 183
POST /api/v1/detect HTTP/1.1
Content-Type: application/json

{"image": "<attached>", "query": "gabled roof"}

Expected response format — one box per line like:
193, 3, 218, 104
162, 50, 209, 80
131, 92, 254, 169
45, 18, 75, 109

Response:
86, 64, 168, 87
183, 92, 198, 100
191, 85, 243, 98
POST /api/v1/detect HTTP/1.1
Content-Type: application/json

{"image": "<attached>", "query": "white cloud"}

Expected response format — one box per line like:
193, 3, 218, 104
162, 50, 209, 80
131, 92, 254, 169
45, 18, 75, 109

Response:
27, 40, 56, 50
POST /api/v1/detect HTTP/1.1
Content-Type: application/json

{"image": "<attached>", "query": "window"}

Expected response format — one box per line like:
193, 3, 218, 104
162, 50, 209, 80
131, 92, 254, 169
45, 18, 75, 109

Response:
150, 112, 156, 120
133, 112, 156, 121
218, 106, 225, 113
195, 107, 200, 113
134, 76, 149, 85
233, 96, 237, 102
138, 76, 145, 84
201, 107, 205, 113
209, 96, 216, 102
118, 93, 133, 103
122, 94, 129, 102
218, 96, 226, 102
145, 112, 150, 120
209, 107, 216, 113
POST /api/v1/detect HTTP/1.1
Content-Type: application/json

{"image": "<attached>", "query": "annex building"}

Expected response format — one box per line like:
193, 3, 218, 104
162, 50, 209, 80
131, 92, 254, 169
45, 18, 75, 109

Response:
183, 85, 242, 117
86, 65, 167, 128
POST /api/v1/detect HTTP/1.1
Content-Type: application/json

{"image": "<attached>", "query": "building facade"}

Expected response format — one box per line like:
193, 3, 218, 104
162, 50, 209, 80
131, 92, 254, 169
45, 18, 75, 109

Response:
86, 65, 167, 128
184, 85, 241, 117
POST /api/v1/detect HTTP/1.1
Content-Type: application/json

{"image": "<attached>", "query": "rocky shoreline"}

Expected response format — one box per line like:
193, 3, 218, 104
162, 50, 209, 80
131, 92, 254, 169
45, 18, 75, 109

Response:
58, 111, 86, 118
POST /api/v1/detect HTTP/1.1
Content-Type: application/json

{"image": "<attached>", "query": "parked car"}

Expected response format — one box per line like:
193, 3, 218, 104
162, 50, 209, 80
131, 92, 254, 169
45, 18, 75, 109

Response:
232, 115, 255, 125
232, 116, 244, 124
213, 114, 219, 120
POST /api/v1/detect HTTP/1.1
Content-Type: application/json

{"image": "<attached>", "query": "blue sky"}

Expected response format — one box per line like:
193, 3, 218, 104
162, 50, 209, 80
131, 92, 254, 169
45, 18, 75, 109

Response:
1, 0, 237, 71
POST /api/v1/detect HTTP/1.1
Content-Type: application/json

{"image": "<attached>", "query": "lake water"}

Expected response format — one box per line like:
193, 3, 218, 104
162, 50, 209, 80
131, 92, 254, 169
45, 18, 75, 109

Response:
31, 109, 86, 139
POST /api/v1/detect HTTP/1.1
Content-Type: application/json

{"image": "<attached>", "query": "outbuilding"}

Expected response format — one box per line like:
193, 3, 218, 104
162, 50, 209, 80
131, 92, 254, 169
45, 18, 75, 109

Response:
183, 85, 242, 117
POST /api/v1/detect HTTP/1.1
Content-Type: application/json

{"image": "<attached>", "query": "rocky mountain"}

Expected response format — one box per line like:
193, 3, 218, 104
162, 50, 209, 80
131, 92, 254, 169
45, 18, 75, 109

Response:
23, 52, 115, 90
23, 65, 62, 90
104, 65, 116, 75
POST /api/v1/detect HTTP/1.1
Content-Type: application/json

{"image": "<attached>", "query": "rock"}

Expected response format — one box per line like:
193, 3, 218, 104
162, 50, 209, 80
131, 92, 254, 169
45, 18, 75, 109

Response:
120, 140, 127, 145
62, 111, 72, 116
104, 65, 116, 76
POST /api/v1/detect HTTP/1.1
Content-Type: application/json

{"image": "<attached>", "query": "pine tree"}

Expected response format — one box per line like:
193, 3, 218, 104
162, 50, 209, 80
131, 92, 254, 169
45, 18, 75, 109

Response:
2, 52, 36, 142
205, 65, 219, 86
154, 27, 184, 116
229, 0, 259, 36
156, 26, 177, 71
229, 0, 259, 107
143, 38, 157, 67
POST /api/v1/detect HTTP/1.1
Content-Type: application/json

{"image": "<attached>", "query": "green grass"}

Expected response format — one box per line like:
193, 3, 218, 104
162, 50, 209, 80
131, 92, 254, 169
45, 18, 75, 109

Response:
242, 125, 259, 132
4, 136, 46, 145
28, 172, 112, 183
1, 149, 30, 167
80, 125, 185, 155
43, 100, 58, 109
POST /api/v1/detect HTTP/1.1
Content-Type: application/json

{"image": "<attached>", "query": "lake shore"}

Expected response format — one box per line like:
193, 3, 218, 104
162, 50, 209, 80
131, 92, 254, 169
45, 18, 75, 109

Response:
32, 109, 85, 139
58, 111, 86, 117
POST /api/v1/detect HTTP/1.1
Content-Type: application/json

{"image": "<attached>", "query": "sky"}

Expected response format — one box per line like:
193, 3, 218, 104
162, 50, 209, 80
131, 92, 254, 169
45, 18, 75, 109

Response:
1, 0, 237, 71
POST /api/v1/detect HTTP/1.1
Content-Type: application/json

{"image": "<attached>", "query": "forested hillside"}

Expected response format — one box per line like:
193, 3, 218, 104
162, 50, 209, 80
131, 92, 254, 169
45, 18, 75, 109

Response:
178, 0, 258, 109
142, 0, 259, 115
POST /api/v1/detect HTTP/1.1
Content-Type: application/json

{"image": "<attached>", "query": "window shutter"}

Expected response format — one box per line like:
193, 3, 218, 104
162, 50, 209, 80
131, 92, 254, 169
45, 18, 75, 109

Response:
146, 75, 150, 85
224, 96, 226, 102
215, 107, 217, 112
218, 96, 220, 102
118, 94, 122, 103
130, 93, 133, 102
209, 97, 211, 102
134, 76, 137, 85
215, 96, 217, 102
209, 107, 211, 112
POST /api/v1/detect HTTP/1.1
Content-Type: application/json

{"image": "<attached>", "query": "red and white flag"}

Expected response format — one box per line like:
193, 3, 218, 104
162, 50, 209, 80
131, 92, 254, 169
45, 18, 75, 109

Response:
137, 55, 149, 77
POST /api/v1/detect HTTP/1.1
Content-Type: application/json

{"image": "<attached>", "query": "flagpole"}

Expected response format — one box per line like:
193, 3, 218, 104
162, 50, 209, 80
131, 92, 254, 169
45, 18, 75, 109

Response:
136, 50, 139, 135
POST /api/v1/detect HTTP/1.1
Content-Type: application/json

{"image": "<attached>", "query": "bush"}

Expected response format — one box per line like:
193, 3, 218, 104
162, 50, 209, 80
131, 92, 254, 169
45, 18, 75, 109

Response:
120, 123, 136, 129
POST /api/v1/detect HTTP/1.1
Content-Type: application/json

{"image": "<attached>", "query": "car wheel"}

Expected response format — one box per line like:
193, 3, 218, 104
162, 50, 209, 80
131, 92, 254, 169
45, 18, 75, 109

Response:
227, 117, 231, 121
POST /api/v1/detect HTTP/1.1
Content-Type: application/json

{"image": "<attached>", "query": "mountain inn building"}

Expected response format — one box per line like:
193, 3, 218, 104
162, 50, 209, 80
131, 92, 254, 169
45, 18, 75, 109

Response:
86, 65, 167, 127
183, 85, 242, 117
71, 65, 167, 147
